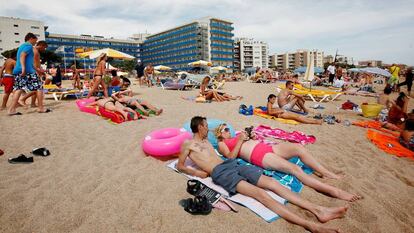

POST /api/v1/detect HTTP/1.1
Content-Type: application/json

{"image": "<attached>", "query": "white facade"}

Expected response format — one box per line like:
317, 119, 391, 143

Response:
274, 49, 324, 71
0, 16, 45, 65
234, 38, 268, 71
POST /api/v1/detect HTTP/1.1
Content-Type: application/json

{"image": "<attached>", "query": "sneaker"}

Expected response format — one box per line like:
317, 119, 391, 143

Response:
8, 154, 33, 164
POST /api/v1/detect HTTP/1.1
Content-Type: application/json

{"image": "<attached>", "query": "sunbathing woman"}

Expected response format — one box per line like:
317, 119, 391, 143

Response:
383, 92, 409, 131
400, 117, 414, 151
215, 123, 362, 202
268, 94, 322, 125
86, 53, 109, 98
200, 76, 242, 102
87, 97, 138, 120
111, 90, 163, 116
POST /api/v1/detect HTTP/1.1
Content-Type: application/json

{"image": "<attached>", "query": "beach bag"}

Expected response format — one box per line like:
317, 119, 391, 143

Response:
341, 100, 357, 110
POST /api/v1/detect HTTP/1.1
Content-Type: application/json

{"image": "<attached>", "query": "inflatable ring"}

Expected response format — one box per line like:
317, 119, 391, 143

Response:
142, 128, 192, 157
183, 119, 235, 149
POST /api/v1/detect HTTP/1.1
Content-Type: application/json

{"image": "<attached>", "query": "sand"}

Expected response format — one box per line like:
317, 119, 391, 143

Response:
0, 80, 413, 233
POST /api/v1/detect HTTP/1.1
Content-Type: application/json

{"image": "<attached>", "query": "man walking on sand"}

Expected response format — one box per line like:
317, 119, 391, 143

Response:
0, 50, 17, 110
8, 33, 51, 115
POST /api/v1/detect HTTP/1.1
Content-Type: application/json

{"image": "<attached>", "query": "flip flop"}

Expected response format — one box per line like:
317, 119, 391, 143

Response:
187, 179, 204, 195
38, 109, 52, 113
8, 154, 34, 164
31, 147, 51, 156
9, 112, 22, 116
180, 196, 212, 215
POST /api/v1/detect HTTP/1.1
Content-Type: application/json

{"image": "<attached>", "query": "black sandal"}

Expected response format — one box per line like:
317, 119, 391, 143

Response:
187, 179, 204, 195
181, 196, 212, 215
31, 147, 51, 156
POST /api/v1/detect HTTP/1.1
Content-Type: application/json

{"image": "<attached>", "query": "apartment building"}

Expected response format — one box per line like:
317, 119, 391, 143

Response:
275, 49, 324, 71
234, 38, 268, 71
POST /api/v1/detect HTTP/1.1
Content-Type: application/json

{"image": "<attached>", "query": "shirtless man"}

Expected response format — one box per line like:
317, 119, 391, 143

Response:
178, 116, 358, 233
19, 40, 49, 109
111, 89, 163, 116
269, 94, 322, 125
144, 63, 154, 87
278, 81, 308, 113
0, 51, 16, 110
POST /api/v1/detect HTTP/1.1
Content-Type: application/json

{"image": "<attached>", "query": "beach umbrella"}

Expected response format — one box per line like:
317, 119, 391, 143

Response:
293, 66, 324, 74
210, 66, 227, 71
154, 65, 172, 71
360, 67, 391, 77
188, 60, 212, 67
304, 53, 315, 82
79, 48, 135, 60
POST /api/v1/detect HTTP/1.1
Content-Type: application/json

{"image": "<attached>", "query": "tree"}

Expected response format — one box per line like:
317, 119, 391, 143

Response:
113, 59, 136, 72
1, 48, 18, 59
40, 50, 62, 64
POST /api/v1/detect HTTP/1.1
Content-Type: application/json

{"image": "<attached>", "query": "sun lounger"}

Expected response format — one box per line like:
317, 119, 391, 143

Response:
277, 84, 343, 103
43, 85, 83, 101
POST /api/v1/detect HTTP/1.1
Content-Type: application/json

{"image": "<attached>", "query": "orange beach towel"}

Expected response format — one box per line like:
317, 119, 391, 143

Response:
366, 130, 414, 158
353, 120, 400, 137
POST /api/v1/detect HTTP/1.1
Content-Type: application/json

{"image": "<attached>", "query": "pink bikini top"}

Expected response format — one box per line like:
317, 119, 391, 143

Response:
222, 136, 240, 155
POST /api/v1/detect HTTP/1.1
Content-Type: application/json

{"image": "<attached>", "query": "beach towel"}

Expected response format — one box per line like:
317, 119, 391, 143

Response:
253, 108, 300, 125
167, 156, 312, 222
366, 130, 414, 159
253, 125, 316, 145
181, 96, 211, 103
353, 120, 400, 137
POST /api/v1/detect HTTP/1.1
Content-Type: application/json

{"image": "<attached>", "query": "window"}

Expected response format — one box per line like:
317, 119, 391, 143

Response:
14, 32, 19, 35
13, 24, 18, 27
31, 26, 40, 29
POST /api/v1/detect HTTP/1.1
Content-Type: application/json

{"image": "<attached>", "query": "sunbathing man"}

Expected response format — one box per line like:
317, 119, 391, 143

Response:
216, 123, 362, 201
278, 81, 308, 114
178, 116, 351, 233
87, 97, 138, 120
269, 94, 322, 124
200, 76, 242, 102
111, 89, 163, 116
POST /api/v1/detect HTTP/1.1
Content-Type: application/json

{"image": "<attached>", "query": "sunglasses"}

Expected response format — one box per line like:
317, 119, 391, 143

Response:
221, 127, 230, 133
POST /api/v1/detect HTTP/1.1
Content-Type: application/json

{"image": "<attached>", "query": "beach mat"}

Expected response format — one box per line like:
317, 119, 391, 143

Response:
167, 159, 285, 222
167, 155, 312, 222
366, 130, 414, 158
254, 108, 300, 125
353, 120, 400, 137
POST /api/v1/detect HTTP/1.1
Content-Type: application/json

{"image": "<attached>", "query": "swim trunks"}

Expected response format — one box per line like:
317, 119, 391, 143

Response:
1, 74, 14, 93
211, 159, 263, 195
282, 102, 295, 110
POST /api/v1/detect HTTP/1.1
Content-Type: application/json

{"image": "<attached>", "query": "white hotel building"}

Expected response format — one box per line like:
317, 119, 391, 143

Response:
234, 38, 268, 71
0, 16, 45, 65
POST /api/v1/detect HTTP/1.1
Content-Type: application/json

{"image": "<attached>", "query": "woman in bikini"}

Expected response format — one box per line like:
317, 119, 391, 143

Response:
200, 76, 242, 102
86, 53, 109, 98
400, 117, 414, 151
111, 90, 163, 116
87, 97, 138, 120
215, 124, 362, 202
71, 64, 81, 89
383, 92, 410, 131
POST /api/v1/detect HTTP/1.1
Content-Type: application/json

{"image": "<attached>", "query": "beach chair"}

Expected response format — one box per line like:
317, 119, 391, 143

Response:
211, 79, 225, 90
277, 84, 343, 103
44, 86, 82, 101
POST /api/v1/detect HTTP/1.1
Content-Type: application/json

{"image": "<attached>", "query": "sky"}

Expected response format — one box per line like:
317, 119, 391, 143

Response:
1, 0, 413, 65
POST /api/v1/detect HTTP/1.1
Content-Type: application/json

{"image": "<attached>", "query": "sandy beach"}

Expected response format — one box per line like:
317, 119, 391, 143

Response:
0, 80, 413, 233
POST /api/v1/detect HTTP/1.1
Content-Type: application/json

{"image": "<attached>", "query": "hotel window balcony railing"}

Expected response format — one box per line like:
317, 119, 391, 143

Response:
210, 30, 234, 37
145, 25, 197, 43
143, 33, 198, 48
141, 46, 197, 59
143, 52, 198, 63
210, 36, 233, 43
210, 43, 233, 49
210, 22, 234, 31
211, 50, 233, 55
211, 57, 234, 61
143, 40, 198, 54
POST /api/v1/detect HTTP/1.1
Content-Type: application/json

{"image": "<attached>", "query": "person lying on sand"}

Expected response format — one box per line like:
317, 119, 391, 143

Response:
111, 90, 163, 116
200, 76, 242, 102
278, 81, 308, 114
87, 97, 138, 120
215, 123, 362, 201
179, 116, 358, 233
400, 117, 414, 151
268, 94, 322, 125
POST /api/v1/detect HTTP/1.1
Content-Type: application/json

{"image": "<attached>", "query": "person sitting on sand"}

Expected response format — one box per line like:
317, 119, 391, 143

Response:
377, 85, 394, 110
179, 116, 360, 233
111, 89, 163, 116
200, 76, 242, 102
400, 117, 414, 151
383, 92, 409, 131
278, 81, 308, 114
268, 94, 322, 124
87, 97, 138, 120
215, 123, 361, 199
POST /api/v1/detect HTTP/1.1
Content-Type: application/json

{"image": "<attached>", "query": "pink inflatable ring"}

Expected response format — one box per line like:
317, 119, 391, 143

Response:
142, 128, 192, 157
